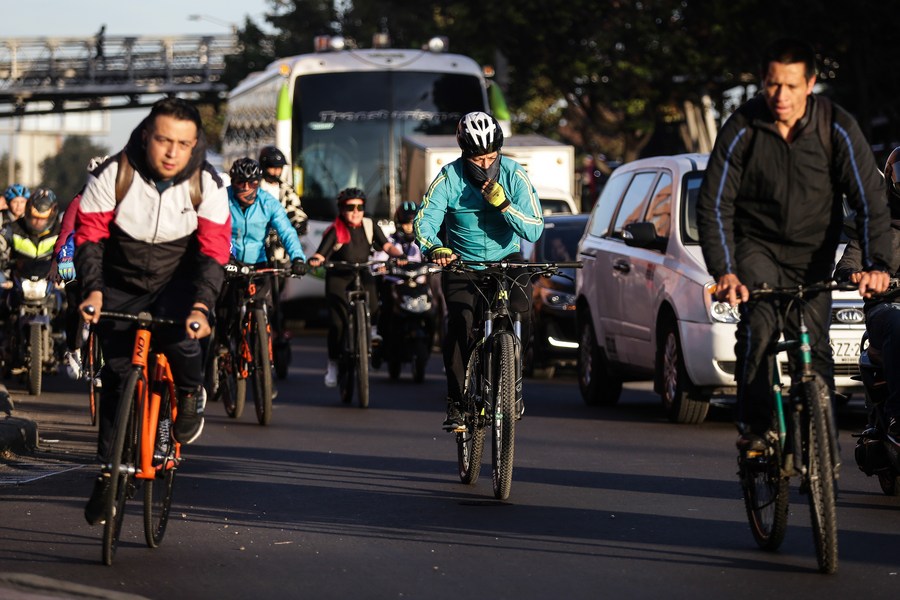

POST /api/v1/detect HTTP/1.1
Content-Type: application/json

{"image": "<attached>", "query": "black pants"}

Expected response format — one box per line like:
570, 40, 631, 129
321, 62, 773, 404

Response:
733, 244, 833, 434
214, 270, 273, 349
441, 265, 532, 404
64, 280, 83, 352
325, 272, 378, 360
95, 280, 202, 463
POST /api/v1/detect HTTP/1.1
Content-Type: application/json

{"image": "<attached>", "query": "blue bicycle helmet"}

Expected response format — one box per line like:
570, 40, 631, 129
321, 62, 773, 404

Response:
4, 183, 30, 201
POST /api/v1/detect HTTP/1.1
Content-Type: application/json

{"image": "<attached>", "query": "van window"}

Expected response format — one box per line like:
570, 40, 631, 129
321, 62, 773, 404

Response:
611, 172, 657, 235
587, 172, 631, 238
681, 171, 706, 244
646, 172, 673, 238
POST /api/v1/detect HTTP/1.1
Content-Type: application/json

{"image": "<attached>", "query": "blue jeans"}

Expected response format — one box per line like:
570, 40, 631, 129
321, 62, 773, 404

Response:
865, 302, 900, 419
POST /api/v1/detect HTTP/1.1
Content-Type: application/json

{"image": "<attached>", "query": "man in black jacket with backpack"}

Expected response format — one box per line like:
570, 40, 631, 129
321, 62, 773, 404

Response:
696, 37, 893, 454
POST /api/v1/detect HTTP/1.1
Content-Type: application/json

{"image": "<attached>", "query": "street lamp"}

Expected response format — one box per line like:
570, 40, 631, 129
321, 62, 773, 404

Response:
187, 14, 237, 34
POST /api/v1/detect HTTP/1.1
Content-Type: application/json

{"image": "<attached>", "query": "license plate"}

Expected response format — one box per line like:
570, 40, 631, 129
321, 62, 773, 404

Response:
830, 340, 860, 364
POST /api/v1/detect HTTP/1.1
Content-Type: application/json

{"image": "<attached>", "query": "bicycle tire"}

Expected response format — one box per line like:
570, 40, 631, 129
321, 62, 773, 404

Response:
457, 346, 484, 485
491, 332, 517, 500
233, 321, 251, 418
144, 381, 176, 548
805, 377, 839, 574
102, 368, 141, 566
251, 308, 274, 425
86, 329, 101, 426
740, 439, 789, 551
355, 301, 369, 408
220, 347, 246, 419
28, 322, 42, 396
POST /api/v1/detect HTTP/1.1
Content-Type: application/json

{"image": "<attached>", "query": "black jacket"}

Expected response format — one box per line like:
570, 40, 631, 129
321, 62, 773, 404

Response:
697, 94, 892, 281
835, 220, 900, 310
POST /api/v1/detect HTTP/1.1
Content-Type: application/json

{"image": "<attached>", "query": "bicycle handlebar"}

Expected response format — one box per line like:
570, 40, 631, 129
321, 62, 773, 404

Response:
320, 259, 389, 270
225, 264, 295, 278
747, 279, 860, 300
89, 307, 200, 330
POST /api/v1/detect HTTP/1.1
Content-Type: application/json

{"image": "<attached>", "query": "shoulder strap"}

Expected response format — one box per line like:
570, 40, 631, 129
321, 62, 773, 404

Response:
363, 217, 374, 245
114, 151, 133, 204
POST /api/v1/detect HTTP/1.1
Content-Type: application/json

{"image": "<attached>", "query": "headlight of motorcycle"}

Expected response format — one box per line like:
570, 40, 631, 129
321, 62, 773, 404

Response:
538, 287, 576, 311
21, 278, 48, 301
400, 295, 432, 314
704, 282, 740, 323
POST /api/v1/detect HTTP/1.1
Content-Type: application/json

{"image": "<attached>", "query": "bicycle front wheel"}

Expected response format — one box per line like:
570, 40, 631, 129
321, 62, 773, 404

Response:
28, 322, 42, 396
355, 301, 369, 408
102, 368, 141, 566
144, 381, 177, 548
84, 328, 102, 426
805, 377, 839, 574
739, 438, 789, 551
250, 309, 274, 425
457, 345, 484, 484
491, 332, 517, 500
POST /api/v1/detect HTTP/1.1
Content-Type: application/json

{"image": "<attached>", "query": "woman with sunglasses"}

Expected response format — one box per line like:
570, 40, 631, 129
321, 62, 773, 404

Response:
307, 188, 404, 387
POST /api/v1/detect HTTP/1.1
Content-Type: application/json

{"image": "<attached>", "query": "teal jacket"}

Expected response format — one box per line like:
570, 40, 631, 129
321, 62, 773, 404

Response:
227, 187, 305, 264
414, 156, 543, 261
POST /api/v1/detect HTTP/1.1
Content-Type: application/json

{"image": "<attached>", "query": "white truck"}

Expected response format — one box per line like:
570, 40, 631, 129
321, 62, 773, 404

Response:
401, 134, 577, 214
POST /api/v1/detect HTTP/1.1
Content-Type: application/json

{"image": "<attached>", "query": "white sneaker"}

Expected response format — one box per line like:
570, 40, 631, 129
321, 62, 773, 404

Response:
370, 326, 382, 344
64, 351, 82, 380
324, 360, 338, 387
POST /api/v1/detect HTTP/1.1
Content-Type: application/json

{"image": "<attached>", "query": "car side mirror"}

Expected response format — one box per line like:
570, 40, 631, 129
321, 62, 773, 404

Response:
622, 222, 665, 251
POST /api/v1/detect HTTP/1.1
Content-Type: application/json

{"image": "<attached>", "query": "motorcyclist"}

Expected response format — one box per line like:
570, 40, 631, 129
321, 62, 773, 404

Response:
834, 147, 900, 436
373, 202, 425, 332
2, 184, 30, 227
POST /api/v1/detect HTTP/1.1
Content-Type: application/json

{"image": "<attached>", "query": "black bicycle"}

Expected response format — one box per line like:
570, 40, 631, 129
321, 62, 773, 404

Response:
447, 259, 581, 500
322, 260, 386, 408
736, 279, 857, 575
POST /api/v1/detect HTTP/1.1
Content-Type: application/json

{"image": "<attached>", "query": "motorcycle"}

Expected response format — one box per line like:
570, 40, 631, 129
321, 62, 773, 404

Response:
2, 261, 64, 395
853, 331, 900, 496
372, 261, 440, 383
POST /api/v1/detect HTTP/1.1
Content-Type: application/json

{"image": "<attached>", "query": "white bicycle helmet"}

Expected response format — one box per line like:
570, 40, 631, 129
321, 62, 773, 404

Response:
456, 111, 503, 158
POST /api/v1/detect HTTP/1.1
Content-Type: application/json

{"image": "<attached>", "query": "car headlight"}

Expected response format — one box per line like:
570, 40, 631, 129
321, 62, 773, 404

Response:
704, 282, 740, 323
539, 287, 576, 310
21, 278, 48, 301
400, 295, 431, 314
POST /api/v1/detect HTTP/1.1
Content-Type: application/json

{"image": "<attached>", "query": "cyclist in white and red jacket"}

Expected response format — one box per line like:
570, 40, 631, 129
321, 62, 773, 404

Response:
75, 97, 231, 526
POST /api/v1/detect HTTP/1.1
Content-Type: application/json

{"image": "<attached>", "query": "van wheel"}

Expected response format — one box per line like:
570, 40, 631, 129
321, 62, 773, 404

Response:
659, 321, 708, 424
578, 318, 622, 406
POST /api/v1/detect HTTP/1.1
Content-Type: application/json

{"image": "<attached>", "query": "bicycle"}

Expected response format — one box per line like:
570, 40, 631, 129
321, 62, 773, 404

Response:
322, 260, 386, 408
80, 320, 103, 426
91, 308, 198, 566
208, 265, 292, 426
446, 259, 581, 500
734, 279, 857, 575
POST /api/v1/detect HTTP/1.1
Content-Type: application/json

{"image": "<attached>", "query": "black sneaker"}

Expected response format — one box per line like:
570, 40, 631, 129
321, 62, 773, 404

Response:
736, 432, 768, 460
174, 387, 206, 444
442, 402, 465, 432
888, 416, 900, 439
84, 474, 111, 525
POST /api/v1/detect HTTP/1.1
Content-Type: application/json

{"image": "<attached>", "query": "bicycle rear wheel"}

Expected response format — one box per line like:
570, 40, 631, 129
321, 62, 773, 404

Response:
144, 381, 177, 548
102, 368, 141, 566
84, 328, 102, 426
491, 332, 517, 500
739, 437, 789, 551
355, 301, 369, 408
457, 346, 484, 484
805, 377, 839, 574
250, 309, 274, 425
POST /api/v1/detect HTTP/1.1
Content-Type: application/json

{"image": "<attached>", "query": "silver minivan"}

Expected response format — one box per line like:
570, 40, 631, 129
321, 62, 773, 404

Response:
575, 153, 865, 424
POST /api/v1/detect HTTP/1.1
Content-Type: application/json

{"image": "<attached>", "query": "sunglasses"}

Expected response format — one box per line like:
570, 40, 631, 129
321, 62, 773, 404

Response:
234, 180, 259, 189
341, 203, 365, 212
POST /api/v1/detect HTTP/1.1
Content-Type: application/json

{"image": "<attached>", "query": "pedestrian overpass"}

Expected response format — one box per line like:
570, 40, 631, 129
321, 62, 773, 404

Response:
0, 34, 239, 118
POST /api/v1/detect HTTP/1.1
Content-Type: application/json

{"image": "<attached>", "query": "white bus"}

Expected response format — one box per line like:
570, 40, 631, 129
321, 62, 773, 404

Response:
222, 35, 504, 312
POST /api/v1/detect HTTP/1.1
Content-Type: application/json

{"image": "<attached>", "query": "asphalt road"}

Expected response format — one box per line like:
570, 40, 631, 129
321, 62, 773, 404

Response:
0, 332, 898, 599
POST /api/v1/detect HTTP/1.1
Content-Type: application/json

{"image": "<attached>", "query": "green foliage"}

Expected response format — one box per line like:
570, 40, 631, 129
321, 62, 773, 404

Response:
38, 136, 109, 202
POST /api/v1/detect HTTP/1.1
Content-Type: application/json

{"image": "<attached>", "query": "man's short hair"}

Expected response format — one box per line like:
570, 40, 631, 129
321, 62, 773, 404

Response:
761, 38, 818, 80
147, 97, 202, 132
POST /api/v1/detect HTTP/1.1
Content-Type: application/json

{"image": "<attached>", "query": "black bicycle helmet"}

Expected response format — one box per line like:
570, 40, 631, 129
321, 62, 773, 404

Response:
337, 187, 366, 205
394, 201, 417, 224
24, 187, 58, 234
456, 111, 503, 158
259, 146, 288, 169
229, 157, 263, 183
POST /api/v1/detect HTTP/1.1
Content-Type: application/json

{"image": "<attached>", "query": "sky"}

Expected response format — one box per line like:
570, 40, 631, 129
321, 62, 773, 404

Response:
3, 0, 275, 153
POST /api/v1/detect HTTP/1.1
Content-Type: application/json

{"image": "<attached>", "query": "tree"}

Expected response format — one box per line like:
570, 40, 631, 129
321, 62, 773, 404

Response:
39, 136, 110, 206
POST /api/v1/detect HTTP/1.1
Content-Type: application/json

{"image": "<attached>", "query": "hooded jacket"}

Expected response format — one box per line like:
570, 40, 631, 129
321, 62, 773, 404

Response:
74, 116, 231, 309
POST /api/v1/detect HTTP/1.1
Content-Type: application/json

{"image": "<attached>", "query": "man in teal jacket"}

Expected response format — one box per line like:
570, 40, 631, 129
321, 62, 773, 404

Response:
415, 111, 544, 430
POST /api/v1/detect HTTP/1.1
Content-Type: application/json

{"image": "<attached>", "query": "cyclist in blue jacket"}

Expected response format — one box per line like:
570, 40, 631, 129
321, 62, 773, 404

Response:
414, 111, 544, 430
215, 158, 306, 351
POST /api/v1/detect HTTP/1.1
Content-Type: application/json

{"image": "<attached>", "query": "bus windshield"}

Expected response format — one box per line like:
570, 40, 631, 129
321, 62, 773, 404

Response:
293, 70, 484, 221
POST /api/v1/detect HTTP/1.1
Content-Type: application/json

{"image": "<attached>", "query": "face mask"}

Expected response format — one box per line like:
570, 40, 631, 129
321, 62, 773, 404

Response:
235, 186, 257, 206
463, 156, 501, 188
